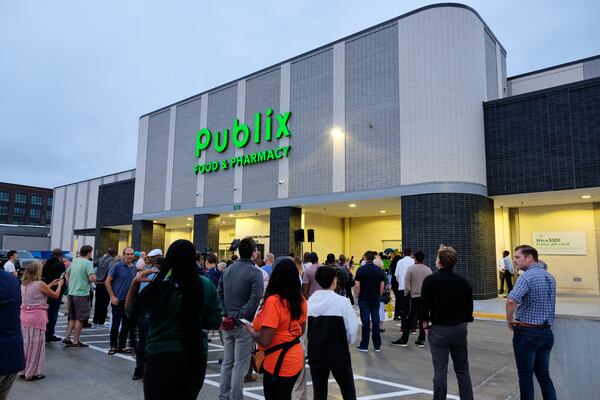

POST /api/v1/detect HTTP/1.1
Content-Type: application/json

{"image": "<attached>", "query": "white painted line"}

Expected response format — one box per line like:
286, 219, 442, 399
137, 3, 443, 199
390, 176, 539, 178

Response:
57, 330, 455, 400
87, 344, 135, 362
84, 341, 110, 344
203, 379, 265, 400
208, 343, 224, 349
353, 375, 460, 400
357, 389, 421, 399
78, 334, 111, 338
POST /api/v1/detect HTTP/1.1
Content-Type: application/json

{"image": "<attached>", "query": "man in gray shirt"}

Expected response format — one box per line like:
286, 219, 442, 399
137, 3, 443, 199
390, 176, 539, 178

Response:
218, 238, 264, 400
93, 248, 116, 327
392, 251, 432, 348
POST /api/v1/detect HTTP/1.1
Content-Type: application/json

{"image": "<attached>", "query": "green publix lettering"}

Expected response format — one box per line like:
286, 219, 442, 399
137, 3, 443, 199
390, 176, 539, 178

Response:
196, 109, 291, 157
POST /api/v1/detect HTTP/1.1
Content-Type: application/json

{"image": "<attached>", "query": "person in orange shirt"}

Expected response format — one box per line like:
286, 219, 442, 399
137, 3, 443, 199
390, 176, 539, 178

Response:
244, 257, 307, 400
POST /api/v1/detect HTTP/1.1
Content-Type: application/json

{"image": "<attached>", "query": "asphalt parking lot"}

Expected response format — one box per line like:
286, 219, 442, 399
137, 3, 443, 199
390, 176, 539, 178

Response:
10, 313, 520, 400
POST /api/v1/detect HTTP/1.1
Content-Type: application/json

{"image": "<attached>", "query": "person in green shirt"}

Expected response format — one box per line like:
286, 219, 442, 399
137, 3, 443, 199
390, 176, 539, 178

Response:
63, 245, 96, 347
125, 239, 222, 399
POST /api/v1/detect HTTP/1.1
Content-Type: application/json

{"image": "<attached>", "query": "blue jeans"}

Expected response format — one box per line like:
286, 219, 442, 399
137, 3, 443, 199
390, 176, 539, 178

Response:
358, 301, 381, 350
513, 326, 556, 400
46, 294, 62, 340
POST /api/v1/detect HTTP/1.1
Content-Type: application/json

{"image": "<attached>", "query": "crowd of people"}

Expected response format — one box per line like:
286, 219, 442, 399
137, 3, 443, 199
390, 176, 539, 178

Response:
0, 238, 557, 400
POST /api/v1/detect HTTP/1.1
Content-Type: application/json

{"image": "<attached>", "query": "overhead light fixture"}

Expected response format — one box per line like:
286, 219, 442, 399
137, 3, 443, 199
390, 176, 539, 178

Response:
380, 210, 387, 214
228, 214, 234, 217
187, 217, 192, 221
580, 195, 592, 199
186, 223, 190, 226
349, 203, 357, 208
222, 221, 227, 224
153, 220, 158, 223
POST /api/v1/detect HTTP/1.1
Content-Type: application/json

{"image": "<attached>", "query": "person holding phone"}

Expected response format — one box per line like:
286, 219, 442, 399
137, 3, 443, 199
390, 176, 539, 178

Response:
20, 261, 63, 380
244, 257, 307, 400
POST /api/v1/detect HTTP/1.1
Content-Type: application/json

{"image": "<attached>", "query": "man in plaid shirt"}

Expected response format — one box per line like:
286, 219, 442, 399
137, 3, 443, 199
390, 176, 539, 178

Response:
506, 245, 557, 400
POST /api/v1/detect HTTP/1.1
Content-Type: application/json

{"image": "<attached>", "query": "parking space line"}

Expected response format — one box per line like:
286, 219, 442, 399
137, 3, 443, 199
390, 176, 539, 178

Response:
60, 330, 452, 400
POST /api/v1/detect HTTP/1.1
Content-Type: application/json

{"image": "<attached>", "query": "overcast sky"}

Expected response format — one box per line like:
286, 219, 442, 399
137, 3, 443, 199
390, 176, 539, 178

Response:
1, 0, 598, 188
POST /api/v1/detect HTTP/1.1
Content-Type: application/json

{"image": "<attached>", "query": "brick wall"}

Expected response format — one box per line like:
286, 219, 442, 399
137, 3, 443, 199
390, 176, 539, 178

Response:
485, 77, 600, 195
401, 193, 496, 299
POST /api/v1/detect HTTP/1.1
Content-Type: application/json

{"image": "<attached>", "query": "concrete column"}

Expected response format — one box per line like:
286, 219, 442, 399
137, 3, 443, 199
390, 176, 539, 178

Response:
132, 220, 153, 252
269, 207, 302, 258
193, 214, 220, 253
93, 227, 119, 259
132, 220, 166, 253
401, 193, 496, 299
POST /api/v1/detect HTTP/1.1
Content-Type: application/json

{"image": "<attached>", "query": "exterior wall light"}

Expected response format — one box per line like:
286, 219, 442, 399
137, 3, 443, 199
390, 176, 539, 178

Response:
331, 127, 344, 140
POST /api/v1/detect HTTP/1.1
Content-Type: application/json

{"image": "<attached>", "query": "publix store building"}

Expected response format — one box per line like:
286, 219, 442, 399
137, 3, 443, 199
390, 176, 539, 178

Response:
50, 4, 600, 300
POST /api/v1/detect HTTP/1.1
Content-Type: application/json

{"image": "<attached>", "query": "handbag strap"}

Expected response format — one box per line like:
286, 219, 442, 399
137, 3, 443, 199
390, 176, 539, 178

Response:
264, 336, 301, 379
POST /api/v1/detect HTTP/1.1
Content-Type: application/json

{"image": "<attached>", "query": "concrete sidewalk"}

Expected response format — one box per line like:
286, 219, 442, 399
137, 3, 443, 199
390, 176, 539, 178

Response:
474, 294, 600, 321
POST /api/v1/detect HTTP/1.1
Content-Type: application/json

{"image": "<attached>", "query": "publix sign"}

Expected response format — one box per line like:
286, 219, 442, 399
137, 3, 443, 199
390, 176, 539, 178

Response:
194, 108, 291, 175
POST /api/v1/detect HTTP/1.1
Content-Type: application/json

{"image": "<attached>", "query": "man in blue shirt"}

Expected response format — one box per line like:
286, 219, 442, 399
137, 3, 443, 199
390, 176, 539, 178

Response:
354, 251, 385, 352
506, 245, 557, 400
261, 253, 274, 277
0, 270, 25, 399
106, 247, 137, 354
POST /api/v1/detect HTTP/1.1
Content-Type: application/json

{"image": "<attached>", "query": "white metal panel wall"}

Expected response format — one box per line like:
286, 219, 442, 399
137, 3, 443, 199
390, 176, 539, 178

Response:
510, 63, 584, 96
61, 185, 77, 252
398, 7, 488, 186
86, 179, 101, 228
134, 116, 149, 214
74, 181, 88, 230
50, 186, 66, 249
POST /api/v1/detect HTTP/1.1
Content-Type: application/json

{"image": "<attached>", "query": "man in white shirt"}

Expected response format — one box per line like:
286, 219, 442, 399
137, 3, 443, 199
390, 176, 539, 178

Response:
3, 251, 18, 277
394, 249, 415, 332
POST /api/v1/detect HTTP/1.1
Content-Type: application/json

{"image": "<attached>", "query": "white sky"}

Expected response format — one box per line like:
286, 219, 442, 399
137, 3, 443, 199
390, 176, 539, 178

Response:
1, 0, 598, 188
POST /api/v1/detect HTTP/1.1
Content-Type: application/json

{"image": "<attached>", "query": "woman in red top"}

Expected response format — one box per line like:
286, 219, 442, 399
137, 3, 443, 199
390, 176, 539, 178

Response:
245, 257, 307, 400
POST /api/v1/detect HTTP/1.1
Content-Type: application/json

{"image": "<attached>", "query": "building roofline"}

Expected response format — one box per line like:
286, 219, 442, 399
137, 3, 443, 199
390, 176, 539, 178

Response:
0, 182, 53, 191
53, 168, 136, 190
508, 54, 600, 81
140, 3, 504, 119
484, 75, 600, 108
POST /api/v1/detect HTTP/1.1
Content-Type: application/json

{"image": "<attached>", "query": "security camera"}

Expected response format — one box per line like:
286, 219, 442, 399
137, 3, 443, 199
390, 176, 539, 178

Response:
278, 180, 284, 185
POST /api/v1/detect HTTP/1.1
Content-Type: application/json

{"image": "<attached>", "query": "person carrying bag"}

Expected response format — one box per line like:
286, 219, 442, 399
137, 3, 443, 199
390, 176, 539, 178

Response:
244, 257, 307, 400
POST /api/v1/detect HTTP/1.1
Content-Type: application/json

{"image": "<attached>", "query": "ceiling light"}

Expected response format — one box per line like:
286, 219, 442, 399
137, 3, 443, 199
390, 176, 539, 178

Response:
222, 221, 227, 224
580, 195, 592, 199
228, 214, 234, 217
153, 220, 158, 223
186, 223, 190, 226
187, 217, 192, 221
380, 210, 387, 214
349, 203, 357, 208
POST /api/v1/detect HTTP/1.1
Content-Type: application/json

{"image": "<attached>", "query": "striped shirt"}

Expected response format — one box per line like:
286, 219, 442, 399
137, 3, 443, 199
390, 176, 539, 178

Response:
508, 263, 556, 325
